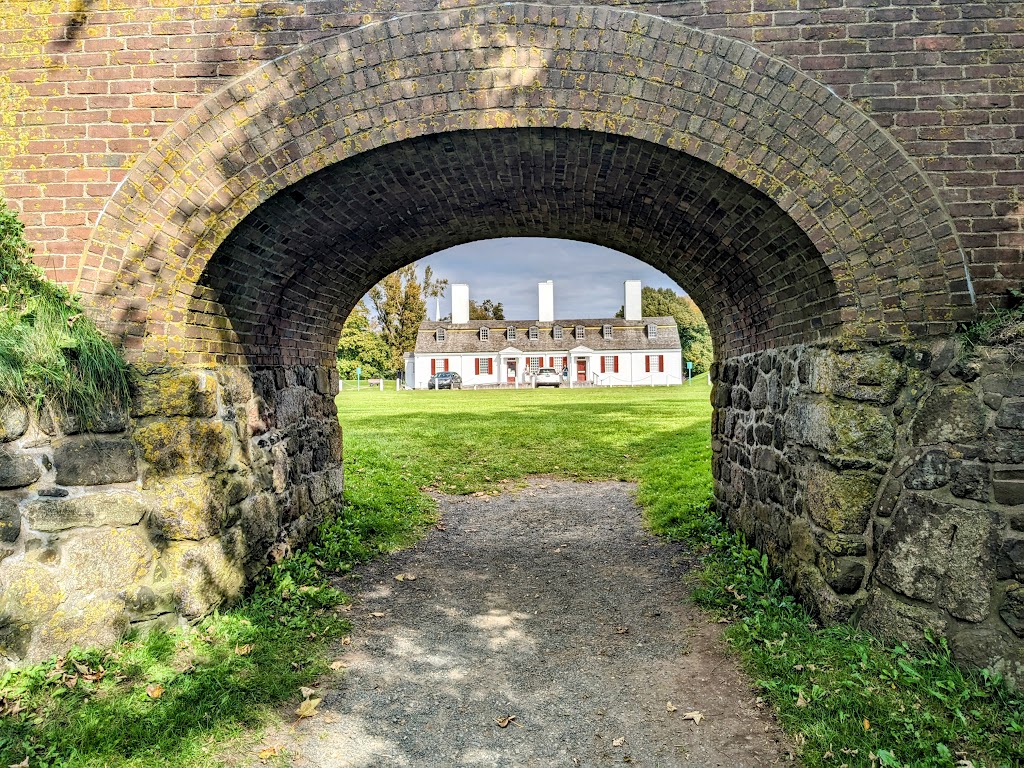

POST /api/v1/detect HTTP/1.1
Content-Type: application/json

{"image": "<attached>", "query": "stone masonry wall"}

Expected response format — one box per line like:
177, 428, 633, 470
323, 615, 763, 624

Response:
0, 364, 342, 668
713, 339, 1024, 682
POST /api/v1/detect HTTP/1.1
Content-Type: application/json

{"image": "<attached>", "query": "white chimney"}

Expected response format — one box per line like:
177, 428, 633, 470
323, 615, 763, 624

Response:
538, 280, 554, 322
623, 280, 642, 321
451, 283, 470, 324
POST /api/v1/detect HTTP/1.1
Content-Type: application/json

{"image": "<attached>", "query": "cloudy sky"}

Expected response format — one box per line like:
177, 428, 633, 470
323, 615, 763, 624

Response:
414, 237, 685, 321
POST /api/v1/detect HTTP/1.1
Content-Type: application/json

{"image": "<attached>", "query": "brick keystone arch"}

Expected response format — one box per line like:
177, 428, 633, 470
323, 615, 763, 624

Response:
75, 3, 971, 366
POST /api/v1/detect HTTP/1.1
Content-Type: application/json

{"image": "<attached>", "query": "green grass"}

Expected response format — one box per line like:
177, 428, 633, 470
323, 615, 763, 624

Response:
0, 200, 132, 423
2, 383, 1021, 767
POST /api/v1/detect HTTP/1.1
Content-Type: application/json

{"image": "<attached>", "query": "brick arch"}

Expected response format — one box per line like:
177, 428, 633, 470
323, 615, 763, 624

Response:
76, 2, 970, 365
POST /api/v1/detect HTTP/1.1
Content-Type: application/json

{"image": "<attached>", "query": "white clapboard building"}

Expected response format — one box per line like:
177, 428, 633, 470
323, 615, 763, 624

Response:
404, 281, 684, 388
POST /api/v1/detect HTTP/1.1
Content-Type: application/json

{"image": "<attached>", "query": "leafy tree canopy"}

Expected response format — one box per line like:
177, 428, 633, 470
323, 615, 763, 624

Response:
468, 298, 504, 320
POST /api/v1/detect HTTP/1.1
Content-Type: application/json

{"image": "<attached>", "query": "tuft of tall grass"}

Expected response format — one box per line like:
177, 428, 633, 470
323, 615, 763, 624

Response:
0, 200, 131, 423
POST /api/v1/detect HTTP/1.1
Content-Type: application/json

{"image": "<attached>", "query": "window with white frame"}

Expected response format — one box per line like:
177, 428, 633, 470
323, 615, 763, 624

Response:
646, 323, 658, 339
574, 325, 585, 340
436, 328, 446, 342
602, 324, 612, 339
479, 326, 489, 341
646, 354, 665, 373
477, 357, 492, 375
529, 325, 539, 341
601, 355, 618, 373
528, 356, 542, 373
553, 325, 563, 340
507, 326, 517, 341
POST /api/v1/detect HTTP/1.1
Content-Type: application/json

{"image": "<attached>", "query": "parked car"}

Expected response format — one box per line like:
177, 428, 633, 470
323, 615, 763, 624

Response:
428, 371, 462, 390
535, 367, 561, 387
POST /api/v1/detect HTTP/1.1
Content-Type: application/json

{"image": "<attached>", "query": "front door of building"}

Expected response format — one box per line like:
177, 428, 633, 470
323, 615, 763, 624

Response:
576, 358, 587, 382
506, 360, 517, 383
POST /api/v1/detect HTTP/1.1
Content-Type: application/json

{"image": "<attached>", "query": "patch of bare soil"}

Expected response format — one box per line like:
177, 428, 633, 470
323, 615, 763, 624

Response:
252, 479, 791, 767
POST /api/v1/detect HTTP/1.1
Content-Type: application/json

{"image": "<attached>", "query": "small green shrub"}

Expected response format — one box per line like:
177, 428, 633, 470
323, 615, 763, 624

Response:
957, 287, 1024, 364
0, 200, 131, 422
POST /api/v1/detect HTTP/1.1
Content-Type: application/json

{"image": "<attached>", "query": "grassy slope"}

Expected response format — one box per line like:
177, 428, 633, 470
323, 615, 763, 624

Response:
2, 383, 1021, 767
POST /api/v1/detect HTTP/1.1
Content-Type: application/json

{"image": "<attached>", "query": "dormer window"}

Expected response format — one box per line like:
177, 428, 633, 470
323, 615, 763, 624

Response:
602, 324, 613, 339
436, 327, 446, 342
646, 323, 658, 339
529, 325, 539, 341
553, 325, 563, 340
479, 326, 489, 341
574, 325, 585, 340
506, 326, 517, 341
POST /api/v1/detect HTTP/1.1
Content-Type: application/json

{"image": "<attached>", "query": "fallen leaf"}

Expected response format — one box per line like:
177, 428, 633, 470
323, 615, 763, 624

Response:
295, 697, 322, 719
234, 644, 254, 656
666, 702, 677, 712
404, 574, 417, 581
495, 715, 523, 728
615, 626, 629, 634
681, 711, 704, 725
330, 660, 347, 671
300, 686, 317, 699
145, 684, 164, 699
257, 745, 282, 760
394, 574, 405, 582
612, 737, 625, 747
795, 691, 808, 708
863, 718, 870, 731
370, 612, 385, 618
341, 636, 352, 646
8, 758, 29, 768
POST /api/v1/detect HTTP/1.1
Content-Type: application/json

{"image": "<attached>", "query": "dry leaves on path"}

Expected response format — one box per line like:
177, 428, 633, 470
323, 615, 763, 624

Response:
681, 711, 704, 725
145, 684, 164, 700
295, 697, 323, 720
495, 715, 523, 728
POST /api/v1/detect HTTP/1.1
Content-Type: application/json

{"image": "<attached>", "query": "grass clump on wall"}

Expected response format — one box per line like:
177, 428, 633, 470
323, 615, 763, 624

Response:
0, 200, 131, 421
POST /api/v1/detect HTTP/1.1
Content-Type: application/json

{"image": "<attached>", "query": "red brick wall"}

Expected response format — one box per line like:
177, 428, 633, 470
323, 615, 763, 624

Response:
1, 1, 1020, 304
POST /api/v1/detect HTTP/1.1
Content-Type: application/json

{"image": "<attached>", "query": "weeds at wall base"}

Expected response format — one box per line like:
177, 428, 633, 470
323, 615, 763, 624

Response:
654, 506, 1024, 768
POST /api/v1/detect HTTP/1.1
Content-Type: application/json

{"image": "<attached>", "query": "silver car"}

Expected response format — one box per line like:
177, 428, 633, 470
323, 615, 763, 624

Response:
535, 367, 561, 387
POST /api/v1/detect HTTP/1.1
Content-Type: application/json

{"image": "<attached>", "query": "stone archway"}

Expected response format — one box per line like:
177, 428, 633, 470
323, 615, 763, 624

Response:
4, 4, 1020, 678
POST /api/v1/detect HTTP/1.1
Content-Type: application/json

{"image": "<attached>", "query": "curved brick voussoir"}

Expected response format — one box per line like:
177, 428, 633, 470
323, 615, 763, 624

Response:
76, 3, 968, 368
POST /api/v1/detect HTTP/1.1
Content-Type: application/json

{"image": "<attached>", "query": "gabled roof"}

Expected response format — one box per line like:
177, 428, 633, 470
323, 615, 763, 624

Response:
414, 317, 681, 354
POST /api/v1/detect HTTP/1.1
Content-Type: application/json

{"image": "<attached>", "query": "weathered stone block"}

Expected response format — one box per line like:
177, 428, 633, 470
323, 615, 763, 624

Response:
875, 493, 997, 622
785, 398, 895, 461
903, 450, 950, 490
166, 535, 246, 617
145, 476, 226, 540
860, 589, 948, 650
995, 400, 1024, 430
982, 373, 1024, 398
0, 497, 20, 543
0, 403, 29, 442
0, 449, 41, 489
950, 629, 1023, 683
805, 349, 906, 404
132, 371, 218, 418
997, 538, 1024, 581
134, 418, 232, 476
950, 462, 990, 501
61, 527, 154, 593
804, 465, 878, 534
40, 402, 128, 436
1001, 582, 1024, 639
53, 438, 137, 486
24, 493, 147, 531
818, 552, 865, 594
993, 469, 1024, 506
911, 386, 987, 445
215, 367, 254, 406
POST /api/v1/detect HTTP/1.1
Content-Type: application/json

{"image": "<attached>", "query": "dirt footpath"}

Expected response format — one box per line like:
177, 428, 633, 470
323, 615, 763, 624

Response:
257, 479, 791, 767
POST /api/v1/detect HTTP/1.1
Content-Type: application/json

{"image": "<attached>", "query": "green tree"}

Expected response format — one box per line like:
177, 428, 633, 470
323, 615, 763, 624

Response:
422, 264, 448, 322
618, 286, 714, 375
468, 298, 505, 320
367, 264, 426, 373
336, 301, 391, 379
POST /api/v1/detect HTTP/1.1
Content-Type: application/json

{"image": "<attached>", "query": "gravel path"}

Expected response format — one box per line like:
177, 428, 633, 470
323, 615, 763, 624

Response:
256, 479, 790, 767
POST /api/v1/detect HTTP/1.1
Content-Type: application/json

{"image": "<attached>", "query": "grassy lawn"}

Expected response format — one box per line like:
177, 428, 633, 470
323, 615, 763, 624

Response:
1, 382, 1021, 767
